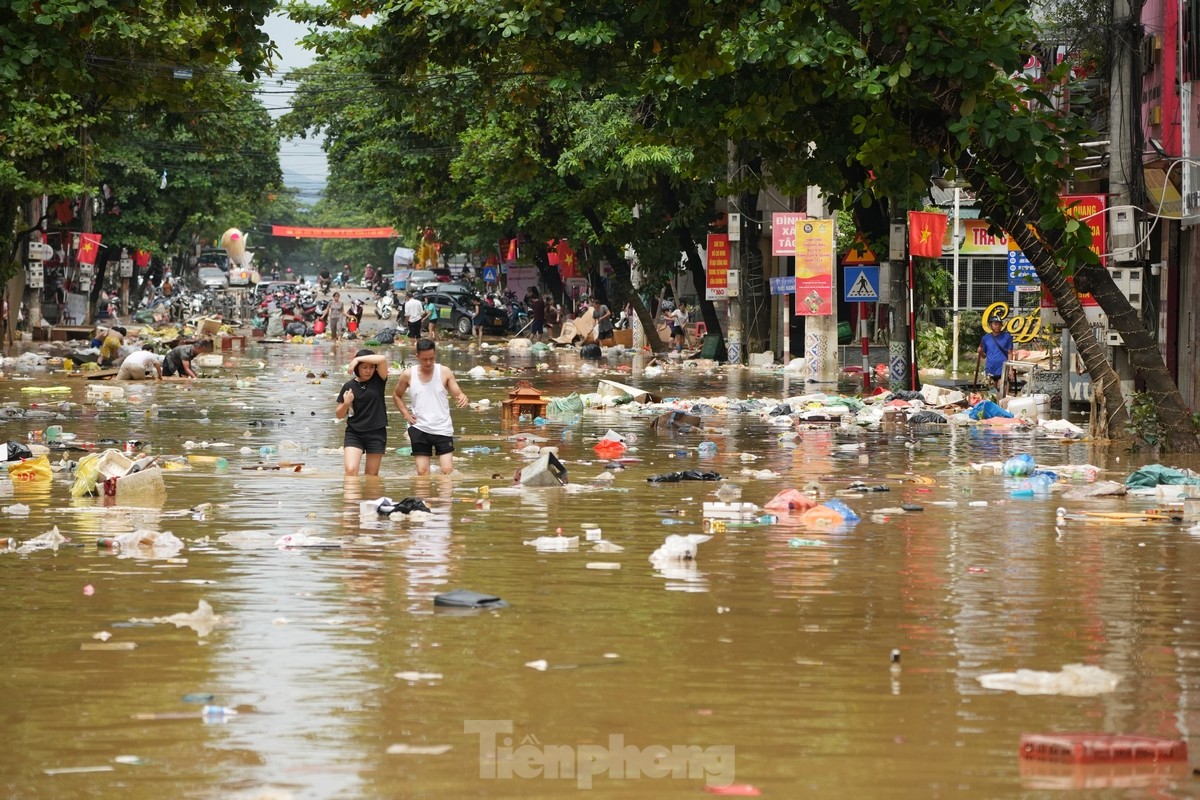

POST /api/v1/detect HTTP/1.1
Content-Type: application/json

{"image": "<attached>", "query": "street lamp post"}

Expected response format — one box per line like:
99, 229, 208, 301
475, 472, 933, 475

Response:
952, 187, 961, 378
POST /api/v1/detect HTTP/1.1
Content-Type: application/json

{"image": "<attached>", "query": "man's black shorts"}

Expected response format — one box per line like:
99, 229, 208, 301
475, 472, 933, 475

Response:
408, 320, 422, 339
408, 426, 454, 456
345, 427, 388, 454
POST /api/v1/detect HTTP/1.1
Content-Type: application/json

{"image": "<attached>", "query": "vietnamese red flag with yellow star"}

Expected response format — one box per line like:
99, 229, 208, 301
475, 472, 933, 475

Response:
77, 233, 102, 267
907, 211, 947, 258
557, 241, 578, 279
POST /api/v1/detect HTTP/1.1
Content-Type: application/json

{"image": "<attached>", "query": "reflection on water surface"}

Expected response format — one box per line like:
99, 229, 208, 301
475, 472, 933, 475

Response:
2, 340, 1199, 799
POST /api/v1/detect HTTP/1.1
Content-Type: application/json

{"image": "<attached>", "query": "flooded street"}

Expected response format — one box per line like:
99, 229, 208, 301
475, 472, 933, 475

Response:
3, 340, 1200, 799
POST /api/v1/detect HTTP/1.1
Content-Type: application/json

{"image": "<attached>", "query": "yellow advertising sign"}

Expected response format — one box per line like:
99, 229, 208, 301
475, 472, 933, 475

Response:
981, 302, 1045, 344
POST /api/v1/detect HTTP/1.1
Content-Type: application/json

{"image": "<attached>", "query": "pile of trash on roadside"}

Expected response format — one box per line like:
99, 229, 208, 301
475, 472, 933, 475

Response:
530, 378, 1088, 440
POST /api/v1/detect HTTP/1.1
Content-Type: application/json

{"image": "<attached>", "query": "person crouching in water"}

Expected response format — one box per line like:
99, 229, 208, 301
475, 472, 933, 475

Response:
335, 349, 390, 476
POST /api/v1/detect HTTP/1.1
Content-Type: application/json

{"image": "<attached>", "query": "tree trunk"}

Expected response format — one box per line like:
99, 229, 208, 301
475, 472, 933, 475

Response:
969, 153, 1197, 450
1078, 260, 1198, 449
575, 201, 667, 352
678, 228, 723, 342
660, 176, 722, 349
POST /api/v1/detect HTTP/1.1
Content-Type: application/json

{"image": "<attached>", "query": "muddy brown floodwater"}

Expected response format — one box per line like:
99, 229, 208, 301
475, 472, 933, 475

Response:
2, 339, 1200, 800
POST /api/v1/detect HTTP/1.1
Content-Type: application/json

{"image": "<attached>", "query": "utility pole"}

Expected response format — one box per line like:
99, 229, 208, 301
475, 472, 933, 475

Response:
726, 141, 743, 365
1108, 0, 1144, 400
888, 222, 909, 390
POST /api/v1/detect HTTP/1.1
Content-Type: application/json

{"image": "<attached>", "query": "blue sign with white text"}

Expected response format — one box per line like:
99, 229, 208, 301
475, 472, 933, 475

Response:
843, 266, 880, 302
769, 276, 796, 295
1007, 250, 1038, 291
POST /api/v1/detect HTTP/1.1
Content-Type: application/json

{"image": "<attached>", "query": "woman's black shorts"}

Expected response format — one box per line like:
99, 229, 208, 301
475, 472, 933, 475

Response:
345, 427, 388, 454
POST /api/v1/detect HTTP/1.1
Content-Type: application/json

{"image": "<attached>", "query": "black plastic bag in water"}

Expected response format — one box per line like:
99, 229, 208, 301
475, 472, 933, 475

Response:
3, 441, 33, 461
376, 497, 432, 516
646, 470, 723, 483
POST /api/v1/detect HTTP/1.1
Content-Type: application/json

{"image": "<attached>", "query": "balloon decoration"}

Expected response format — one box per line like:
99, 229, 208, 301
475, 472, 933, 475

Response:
220, 228, 248, 267
220, 227, 259, 284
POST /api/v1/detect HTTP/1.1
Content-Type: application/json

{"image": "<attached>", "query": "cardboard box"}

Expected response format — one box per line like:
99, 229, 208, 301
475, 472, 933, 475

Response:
196, 318, 223, 337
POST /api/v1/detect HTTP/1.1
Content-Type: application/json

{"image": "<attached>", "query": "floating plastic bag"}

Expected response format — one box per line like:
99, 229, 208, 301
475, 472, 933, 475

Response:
547, 393, 584, 415
7, 455, 51, 483
593, 439, 627, 458
71, 453, 103, 497
1, 441, 33, 462
968, 400, 1013, 421
977, 663, 1119, 696
764, 489, 818, 512
798, 504, 847, 528
1002, 453, 1037, 477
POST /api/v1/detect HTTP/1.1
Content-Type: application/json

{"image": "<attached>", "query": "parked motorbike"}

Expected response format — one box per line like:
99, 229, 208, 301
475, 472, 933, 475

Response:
376, 292, 395, 320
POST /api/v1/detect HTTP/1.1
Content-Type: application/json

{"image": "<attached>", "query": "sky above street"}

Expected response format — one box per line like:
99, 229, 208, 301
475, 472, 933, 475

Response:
261, 12, 329, 204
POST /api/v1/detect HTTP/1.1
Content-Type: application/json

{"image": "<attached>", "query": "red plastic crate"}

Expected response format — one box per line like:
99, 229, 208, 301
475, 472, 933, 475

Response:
1020, 733, 1188, 764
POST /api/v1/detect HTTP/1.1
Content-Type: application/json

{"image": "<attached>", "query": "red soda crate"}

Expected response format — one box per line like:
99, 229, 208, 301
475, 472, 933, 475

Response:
1020, 733, 1188, 764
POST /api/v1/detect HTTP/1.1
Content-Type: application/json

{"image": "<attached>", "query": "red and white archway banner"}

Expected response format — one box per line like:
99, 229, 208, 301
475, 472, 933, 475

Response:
270, 225, 397, 239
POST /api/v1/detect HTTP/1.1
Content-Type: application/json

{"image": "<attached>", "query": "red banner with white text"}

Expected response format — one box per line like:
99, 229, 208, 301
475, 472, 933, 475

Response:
271, 225, 397, 239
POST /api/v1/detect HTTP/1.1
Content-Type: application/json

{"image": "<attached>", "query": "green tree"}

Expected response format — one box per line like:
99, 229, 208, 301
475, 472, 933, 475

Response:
283, 0, 1194, 446
1, 0, 277, 284
89, 84, 283, 304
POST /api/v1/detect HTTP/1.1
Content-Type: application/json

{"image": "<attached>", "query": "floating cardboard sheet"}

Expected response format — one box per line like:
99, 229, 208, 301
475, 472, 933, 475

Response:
553, 309, 597, 344
597, 379, 660, 404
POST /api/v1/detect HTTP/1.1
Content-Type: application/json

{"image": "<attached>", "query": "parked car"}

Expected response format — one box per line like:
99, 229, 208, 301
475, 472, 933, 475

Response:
406, 269, 440, 290
197, 248, 229, 272
415, 287, 508, 336
198, 266, 229, 290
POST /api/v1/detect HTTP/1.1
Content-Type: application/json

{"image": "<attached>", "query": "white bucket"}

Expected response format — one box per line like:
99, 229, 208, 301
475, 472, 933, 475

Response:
86, 384, 126, 402
1007, 395, 1041, 420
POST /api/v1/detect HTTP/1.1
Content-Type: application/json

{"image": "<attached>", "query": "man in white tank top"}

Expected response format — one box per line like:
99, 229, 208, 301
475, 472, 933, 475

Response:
392, 338, 470, 475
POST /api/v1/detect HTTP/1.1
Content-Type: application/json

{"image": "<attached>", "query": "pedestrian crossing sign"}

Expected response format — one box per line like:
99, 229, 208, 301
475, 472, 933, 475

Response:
843, 266, 879, 302
482, 266, 498, 283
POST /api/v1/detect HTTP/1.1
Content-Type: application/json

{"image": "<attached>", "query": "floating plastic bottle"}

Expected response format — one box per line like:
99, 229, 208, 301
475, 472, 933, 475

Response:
259, 445, 277, 457
756, 514, 779, 525
1029, 474, 1054, 496
533, 417, 548, 426
698, 441, 718, 455
1002, 454, 1036, 477
661, 518, 689, 525
200, 705, 238, 722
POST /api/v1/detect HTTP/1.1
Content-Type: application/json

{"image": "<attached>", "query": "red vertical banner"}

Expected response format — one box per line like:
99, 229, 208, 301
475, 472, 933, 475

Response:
706, 234, 730, 299
793, 219, 834, 315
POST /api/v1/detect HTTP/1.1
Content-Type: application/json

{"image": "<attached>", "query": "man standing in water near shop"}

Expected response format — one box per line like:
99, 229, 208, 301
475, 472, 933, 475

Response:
978, 316, 1014, 393
391, 338, 469, 475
